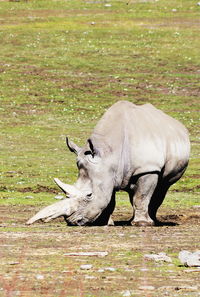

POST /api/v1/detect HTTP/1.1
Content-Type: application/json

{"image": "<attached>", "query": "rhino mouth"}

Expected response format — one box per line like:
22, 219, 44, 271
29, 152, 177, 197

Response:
64, 210, 88, 226
66, 217, 89, 226
67, 211, 104, 226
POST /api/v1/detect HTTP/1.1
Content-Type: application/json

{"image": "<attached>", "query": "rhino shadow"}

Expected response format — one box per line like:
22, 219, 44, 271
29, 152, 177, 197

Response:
114, 219, 178, 227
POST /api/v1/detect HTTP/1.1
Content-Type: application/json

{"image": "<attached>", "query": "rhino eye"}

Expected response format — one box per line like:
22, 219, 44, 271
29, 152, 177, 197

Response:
86, 193, 93, 200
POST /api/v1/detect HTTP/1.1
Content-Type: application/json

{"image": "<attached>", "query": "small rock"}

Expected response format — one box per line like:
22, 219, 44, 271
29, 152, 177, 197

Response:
97, 269, 105, 272
125, 268, 135, 272
35, 274, 44, 280
188, 251, 200, 267
54, 195, 64, 200
64, 251, 108, 257
144, 252, 172, 263
139, 286, 155, 290
119, 233, 125, 237
9, 262, 20, 265
192, 205, 200, 209
104, 267, 116, 272
179, 250, 200, 267
184, 268, 200, 273
80, 264, 93, 270
197, 2, 200, 6
104, 3, 112, 7
121, 290, 131, 296
178, 250, 191, 266
25, 195, 34, 199
85, 275, 96, 279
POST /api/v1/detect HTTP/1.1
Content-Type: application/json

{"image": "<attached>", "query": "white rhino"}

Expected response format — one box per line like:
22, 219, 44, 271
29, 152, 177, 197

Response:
27, 101, 190, 226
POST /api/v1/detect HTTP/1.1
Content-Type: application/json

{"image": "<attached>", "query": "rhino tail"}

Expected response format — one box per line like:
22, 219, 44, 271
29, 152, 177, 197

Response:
26, 199, 71, 225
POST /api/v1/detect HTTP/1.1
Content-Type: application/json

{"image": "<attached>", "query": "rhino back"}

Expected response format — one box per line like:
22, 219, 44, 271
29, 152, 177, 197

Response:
91, 101, 190, 179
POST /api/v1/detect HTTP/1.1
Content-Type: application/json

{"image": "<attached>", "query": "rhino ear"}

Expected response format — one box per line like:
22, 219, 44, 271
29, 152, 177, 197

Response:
86, 139, 99, 157
66, 137, 81, 155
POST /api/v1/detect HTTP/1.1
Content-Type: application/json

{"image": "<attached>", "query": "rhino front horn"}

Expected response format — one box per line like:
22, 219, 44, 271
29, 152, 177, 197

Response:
26, 198, 76, 225
54, 178, 82, 197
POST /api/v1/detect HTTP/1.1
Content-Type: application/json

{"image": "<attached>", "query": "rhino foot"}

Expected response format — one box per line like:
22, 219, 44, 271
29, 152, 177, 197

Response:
132, 220, 155, 227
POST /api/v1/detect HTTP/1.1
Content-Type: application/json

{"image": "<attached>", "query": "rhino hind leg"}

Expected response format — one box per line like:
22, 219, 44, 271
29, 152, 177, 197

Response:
130, 173, 159, 226
148, 166, 188, 225
148, 181, 170, 224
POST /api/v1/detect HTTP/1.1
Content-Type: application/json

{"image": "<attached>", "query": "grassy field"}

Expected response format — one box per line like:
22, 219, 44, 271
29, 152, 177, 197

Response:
0, 0, 200, 296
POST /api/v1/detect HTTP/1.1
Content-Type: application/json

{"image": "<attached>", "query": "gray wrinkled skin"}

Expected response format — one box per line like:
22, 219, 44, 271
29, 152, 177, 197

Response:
27, 101, 190, 226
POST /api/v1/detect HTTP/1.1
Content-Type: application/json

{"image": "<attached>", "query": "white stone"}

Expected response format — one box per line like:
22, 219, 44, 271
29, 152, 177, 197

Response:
139, 286, 155, 290
144, 252, 172, 263
54, 195, 64, 200
35, 274, 44, 280
64, 251, 108, 257
179, 250, 192, 266
121, 290, 131, 296
179, 250, 200, 267
80, 264, 93, 270
25, 195, 34, 199
192, 205, 200, 208
104, 267, 116, 271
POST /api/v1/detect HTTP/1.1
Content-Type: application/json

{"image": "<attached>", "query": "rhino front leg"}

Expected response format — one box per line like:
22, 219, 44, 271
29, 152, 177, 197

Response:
92, 190, 116, 226
131, 173, 159, 226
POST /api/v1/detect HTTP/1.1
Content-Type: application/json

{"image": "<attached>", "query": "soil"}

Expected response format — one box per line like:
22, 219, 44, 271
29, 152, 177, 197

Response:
0, 205, 199, 297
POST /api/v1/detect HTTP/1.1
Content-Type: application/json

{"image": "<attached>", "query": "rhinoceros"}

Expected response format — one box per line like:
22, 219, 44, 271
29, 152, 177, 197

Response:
27, 101, 190, 226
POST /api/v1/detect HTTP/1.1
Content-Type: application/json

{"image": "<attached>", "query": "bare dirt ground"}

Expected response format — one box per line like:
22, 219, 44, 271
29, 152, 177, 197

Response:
0, 205, 200, 297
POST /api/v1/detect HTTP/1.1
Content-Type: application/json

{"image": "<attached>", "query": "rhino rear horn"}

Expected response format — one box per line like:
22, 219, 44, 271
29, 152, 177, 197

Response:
26, 199, 74, 225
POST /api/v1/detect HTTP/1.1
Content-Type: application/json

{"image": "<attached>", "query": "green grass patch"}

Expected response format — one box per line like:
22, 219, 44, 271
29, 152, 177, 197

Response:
0, 0, 199, 208
0, 192, 54, 205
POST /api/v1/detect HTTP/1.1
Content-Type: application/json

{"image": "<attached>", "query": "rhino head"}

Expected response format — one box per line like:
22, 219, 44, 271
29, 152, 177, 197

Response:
26, 137, 115, 226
